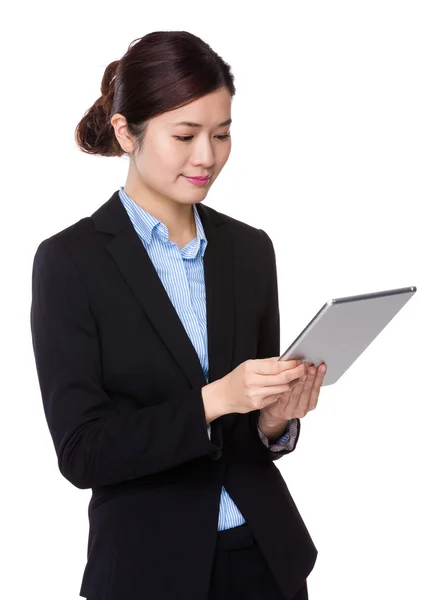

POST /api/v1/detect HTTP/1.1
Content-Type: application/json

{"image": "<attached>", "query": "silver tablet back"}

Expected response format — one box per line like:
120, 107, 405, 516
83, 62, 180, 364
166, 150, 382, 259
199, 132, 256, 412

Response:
279, 286, 417, 386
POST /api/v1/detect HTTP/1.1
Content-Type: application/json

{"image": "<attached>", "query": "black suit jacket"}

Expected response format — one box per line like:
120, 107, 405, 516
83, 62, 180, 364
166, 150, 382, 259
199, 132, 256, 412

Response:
30, 190, 317, 600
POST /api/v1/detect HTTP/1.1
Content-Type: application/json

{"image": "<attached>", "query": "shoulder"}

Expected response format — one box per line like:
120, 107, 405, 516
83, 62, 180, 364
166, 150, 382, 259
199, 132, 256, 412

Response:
202, 203, 271, 250
32, 216, 96, 269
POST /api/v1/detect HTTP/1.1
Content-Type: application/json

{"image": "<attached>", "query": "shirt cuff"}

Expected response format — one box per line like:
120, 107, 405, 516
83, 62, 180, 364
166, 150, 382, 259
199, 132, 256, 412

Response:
257, 418, 299, 452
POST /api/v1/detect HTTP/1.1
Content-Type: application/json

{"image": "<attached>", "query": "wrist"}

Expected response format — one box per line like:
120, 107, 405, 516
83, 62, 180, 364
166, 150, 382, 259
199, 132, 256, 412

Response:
258, 413, 289, 441
201, 379, 227, 424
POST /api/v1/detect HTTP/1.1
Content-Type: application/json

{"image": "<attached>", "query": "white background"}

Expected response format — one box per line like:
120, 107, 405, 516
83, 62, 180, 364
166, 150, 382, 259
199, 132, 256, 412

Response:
2, 1, 440, 598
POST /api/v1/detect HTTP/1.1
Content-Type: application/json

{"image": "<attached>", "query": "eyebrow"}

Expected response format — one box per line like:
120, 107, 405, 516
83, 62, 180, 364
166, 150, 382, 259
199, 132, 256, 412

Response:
171, 118, 232, 128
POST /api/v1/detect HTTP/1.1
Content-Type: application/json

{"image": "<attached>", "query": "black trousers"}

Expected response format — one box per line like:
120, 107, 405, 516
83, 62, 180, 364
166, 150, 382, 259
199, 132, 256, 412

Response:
208, 523, 309, 600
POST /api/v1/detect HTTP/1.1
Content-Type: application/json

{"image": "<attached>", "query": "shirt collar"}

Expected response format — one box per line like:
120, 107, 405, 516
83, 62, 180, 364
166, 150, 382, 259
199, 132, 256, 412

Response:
118, 185, 208, 258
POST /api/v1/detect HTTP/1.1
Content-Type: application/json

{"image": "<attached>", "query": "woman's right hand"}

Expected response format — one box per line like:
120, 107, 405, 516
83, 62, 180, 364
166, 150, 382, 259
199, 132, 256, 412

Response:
217, 357, 308, 415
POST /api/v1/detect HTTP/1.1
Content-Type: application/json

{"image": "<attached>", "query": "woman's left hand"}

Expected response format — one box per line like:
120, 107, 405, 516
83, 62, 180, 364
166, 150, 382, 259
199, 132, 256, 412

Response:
259, 361, 327, 424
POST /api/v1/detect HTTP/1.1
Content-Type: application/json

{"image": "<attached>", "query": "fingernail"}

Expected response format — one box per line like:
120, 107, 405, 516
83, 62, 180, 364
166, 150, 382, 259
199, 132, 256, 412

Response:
320, 365, 326, 373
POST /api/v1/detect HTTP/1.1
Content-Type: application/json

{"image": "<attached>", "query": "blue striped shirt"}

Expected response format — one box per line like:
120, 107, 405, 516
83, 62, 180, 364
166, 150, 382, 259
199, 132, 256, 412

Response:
118, 186, 292, 530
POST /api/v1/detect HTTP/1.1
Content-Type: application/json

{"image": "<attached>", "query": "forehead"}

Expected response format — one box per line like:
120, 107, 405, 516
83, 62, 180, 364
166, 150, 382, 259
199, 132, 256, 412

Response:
161, 88, 232, 128
169, 118, 232, 129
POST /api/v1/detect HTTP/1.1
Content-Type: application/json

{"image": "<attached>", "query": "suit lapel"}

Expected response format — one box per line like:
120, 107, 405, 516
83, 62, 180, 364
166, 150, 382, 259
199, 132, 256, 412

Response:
91, 190, 235, 450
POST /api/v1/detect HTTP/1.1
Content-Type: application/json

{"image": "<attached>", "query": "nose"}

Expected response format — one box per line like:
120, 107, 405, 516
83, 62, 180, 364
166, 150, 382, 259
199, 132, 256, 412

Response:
191, 137, 217, 168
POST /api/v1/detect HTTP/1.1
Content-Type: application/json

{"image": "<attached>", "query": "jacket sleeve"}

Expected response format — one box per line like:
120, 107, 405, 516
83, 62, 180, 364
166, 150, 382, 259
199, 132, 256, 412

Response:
30, 239, 221, 490
208, 420, 296, 451
209, 419, 299, 459
225, 229, 301, 462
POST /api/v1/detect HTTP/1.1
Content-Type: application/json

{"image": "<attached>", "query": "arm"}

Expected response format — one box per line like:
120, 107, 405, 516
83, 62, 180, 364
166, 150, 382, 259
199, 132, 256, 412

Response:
30, 239, 221, 490
253, 229, 301, 459
221, 417, 299, 460
224, 229, 301, 461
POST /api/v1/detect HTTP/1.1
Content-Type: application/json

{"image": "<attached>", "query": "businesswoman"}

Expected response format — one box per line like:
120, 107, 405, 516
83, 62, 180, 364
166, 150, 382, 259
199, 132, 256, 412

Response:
30, 31, 327, 600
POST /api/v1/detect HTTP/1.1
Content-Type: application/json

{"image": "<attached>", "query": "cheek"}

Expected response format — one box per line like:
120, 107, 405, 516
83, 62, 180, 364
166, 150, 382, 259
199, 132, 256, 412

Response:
163, 140, 187, 170
151, 150, 184, 178
218, 144, 231, 167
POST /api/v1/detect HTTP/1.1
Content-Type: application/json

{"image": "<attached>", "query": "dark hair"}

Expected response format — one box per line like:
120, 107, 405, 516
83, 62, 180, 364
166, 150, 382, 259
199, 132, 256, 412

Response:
74, 31, 236, 157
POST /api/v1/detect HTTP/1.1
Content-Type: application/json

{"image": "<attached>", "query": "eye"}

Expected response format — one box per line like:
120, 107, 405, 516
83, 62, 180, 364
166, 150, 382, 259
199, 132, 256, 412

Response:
174, 134, 231, 142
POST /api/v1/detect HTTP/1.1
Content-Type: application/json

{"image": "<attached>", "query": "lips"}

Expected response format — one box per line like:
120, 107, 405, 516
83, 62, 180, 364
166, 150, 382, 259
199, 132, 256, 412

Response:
184, 175, 211, 181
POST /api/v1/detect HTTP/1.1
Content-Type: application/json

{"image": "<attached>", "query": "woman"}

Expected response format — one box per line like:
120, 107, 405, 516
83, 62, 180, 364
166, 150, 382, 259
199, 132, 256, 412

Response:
30, 31, 326, 600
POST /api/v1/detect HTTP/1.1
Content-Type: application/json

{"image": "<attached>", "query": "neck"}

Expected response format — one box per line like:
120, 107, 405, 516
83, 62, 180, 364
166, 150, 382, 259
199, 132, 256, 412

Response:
123, 181, 196, 241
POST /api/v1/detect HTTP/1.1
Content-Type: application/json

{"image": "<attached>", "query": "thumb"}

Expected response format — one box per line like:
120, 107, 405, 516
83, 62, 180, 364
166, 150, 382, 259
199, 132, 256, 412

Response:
273, 356, 301, 368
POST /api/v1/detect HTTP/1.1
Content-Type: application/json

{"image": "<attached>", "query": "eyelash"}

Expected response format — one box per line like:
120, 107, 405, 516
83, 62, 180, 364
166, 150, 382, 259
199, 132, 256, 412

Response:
174, 134, 231, 142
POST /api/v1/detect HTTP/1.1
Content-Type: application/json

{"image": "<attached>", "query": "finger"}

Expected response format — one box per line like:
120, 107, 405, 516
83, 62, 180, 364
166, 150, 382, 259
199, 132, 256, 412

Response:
307, 363, 327, 411
284, 368, 308, 412
253, 356, 302, 374
256, 363, 306, 388
297, 364, 320, 416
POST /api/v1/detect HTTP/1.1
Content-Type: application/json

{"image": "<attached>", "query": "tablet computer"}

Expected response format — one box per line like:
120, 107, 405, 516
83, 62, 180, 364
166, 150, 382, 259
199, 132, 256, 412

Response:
279, 286, 417, 386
